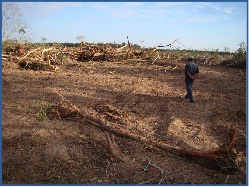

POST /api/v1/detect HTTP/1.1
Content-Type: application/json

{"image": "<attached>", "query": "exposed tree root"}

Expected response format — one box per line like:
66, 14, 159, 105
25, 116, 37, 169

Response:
47, 99, 240, 169
105, 132, 130, 162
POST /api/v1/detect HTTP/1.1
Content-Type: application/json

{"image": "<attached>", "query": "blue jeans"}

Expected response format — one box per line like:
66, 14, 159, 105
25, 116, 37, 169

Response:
186, 81, 194, 102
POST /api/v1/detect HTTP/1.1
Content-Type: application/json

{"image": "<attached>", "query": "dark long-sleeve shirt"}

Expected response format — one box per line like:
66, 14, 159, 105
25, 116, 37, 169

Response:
185, 61, 199, 83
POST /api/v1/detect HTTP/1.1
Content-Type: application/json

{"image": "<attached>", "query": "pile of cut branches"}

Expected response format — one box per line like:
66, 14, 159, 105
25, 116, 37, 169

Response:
71, 42, 147, 62
2, 41, 170, 70
2, 43, 71, 71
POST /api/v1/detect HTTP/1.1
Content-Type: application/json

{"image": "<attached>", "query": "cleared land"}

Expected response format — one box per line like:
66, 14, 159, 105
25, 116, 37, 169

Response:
2, 58, 246, 184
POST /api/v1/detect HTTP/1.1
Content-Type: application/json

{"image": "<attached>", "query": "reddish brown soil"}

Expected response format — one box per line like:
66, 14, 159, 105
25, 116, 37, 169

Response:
2, 59, 246, 184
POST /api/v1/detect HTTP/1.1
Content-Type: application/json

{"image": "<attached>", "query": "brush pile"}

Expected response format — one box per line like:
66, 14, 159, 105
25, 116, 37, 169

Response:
2, 41, 167, 71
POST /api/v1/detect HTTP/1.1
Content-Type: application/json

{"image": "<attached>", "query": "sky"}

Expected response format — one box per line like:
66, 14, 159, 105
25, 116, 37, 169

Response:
8, 2, 249, 51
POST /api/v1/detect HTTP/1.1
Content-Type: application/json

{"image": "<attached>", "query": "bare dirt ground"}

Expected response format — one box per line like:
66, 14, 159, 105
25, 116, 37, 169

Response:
2, 59, 247, 184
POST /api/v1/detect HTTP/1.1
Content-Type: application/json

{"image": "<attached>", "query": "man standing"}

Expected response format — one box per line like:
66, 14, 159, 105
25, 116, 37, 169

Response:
184, 56, 199, 103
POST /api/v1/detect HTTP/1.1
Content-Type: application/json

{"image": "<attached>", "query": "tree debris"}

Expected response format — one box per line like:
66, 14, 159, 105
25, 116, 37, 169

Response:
2, 41, 174, 71
105, 131, 130, 162
47, 98, 241, 169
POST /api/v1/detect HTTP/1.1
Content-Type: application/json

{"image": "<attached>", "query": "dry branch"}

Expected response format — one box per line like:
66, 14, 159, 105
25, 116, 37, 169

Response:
17, 47, 42, 63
